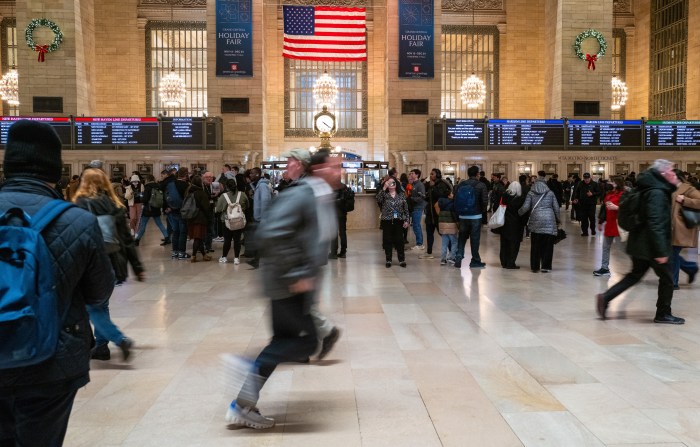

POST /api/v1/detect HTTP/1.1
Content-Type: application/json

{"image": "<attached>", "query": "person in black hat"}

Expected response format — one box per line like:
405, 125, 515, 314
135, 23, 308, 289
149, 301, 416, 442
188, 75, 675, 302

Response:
572, 172, 601, 236
0, 120, 115, 446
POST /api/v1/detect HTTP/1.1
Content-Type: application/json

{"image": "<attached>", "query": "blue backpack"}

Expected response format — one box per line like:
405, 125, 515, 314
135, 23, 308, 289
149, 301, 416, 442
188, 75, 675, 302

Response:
0, 200, 73, 369
454, 181, 479, 216
165, 180, 183, 209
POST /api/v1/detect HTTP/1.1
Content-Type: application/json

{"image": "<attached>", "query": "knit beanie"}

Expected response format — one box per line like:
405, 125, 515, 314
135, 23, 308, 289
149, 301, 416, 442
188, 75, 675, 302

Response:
4, 120, 63, 183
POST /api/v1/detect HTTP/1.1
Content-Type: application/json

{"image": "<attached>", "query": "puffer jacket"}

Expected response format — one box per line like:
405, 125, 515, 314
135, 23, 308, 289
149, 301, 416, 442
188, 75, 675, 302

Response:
518, 180, 560, 236
671, 181, 700, 248
257, 178, 327, 301
0, 178, 114, 397
626, 168, 675, 260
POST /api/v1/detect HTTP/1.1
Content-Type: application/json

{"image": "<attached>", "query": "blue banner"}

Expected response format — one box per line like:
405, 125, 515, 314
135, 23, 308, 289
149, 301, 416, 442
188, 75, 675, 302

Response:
216, 0, 253, 77
398, 0, 434, 78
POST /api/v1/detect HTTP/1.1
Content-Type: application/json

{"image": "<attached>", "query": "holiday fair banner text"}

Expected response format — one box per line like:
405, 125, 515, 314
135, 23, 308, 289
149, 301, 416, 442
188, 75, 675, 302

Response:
216, 0, 253, 77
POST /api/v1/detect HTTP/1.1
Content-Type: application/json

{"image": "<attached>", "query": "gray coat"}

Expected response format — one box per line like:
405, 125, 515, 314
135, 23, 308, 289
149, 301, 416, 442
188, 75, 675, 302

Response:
258, 177, 332, 300
518, 180, 560, 236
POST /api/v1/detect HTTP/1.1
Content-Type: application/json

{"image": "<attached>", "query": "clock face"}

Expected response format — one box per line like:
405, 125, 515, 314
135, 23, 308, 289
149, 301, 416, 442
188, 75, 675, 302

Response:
316, 115, 334, 133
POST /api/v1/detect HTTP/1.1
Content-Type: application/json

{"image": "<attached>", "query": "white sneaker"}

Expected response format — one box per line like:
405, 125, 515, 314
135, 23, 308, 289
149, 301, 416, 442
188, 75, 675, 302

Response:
411, 245, 425, 250
219, 256, 228, 263
234, 258, 240, 265
225, 402, 275, 429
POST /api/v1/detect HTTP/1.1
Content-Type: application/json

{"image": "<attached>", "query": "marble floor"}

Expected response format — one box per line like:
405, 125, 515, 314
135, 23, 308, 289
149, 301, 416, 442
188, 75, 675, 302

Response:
65, 217, 700, 447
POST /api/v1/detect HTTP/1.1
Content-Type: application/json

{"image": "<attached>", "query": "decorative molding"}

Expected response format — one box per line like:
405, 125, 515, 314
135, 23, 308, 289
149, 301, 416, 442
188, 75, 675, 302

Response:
140, 0, 206, 7
442, 0, 503, 13
613, 0, 632, 14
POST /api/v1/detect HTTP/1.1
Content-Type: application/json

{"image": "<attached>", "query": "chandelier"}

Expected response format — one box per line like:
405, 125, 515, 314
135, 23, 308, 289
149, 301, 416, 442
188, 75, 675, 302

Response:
611, 76, 628, 110
460, 1, 486, 109
159, 0, 186, 108
1, 13, 18, 106
460, 73, 486, 109
313, 71, 338, 109
0, 68, 19, 106
160, 68, 186, 107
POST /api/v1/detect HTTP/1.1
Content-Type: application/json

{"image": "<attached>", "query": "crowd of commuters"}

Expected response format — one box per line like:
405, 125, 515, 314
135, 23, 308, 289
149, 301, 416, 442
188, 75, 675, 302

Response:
1, 119, 699, 443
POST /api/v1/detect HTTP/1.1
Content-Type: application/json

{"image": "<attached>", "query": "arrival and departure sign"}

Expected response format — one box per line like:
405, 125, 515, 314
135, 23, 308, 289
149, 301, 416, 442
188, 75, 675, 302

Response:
0, 116, 72, 146
488, 119, 565, 147
568, 120, 642, 147
445, 119, 485, 147
74, 117, 159, 146
161, 117, 204, 146
646, 120, 700, 147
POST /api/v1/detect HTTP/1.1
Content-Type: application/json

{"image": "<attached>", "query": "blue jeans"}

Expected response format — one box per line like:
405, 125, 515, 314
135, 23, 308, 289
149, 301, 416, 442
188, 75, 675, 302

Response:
169, 212, 187, 253
411, 208, 424, 246
456, 218, 482, 264
135, 215, 168, 241
672, 245, 699, 287
441, 234, 457, 261
87, 302, 125, 347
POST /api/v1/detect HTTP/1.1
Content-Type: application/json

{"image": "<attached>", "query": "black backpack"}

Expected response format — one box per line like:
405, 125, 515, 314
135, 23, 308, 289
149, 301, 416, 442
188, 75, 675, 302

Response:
617, 188, 645, 231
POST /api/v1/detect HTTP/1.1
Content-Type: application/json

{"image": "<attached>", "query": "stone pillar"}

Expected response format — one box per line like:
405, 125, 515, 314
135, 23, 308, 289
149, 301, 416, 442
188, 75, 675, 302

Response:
687, 0, 700, 119
17, 0, 96, 115
545, 0, 613, 119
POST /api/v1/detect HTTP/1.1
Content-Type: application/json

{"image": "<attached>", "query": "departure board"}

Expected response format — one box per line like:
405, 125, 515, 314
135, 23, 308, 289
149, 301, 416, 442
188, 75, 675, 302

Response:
646, 120, 700, 147
74, 117, 159, 145
488, 119, 565, 147
568, 120, 642, 147
0, 116, 72, 146
445, 119, 485, 147
161, 117, 204, 146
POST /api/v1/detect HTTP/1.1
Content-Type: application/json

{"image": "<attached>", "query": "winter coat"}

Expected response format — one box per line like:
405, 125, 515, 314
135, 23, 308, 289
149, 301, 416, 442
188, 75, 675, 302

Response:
572, 179, 601, 206
454, 177, 489, 217
124, 182, 144, 207
501, 192, 526, 241
184, 184, 212, 226
518, 181, 560, 236
671, 181, 700, 248
252, 178, 272, 222
597, 189, 624, 237
141, 182, 162, 217
425, 178, 452, 223
75, 193, 145, 281
626, 168, 675, 260
0, 178, 114, 397
409, 180, 426, 210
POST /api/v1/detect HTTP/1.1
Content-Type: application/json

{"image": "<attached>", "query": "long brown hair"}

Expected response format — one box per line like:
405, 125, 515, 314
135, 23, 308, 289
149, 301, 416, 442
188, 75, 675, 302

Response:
72, 168, 125, 208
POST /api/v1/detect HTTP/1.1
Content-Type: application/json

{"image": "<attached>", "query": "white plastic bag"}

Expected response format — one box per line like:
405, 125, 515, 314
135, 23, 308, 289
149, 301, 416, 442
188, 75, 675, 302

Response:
488, 204, 506, 229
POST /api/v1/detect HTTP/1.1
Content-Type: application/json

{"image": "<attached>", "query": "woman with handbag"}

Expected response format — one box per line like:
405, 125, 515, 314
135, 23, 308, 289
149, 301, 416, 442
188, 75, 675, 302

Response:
499, 182, 526, 269
670, 169, 700, 289
518, 179, 561, 272
436, 194, 458, 265
376, 178, 410, 267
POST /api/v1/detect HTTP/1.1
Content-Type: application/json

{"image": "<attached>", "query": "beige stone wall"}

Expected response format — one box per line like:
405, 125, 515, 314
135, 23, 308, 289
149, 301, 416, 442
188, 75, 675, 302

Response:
93, 0, 143, 116
502, 0, 546, 118
626, 0, 649, 120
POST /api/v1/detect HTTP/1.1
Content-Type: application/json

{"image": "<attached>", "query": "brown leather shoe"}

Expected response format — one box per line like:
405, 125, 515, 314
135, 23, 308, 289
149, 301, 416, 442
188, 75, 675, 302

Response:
203, 255, 212, 261
190, 255, 198, 263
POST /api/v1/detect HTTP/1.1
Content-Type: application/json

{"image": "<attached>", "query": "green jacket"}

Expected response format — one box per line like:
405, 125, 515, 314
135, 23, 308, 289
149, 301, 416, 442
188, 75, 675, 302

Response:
626, 168, 676, 260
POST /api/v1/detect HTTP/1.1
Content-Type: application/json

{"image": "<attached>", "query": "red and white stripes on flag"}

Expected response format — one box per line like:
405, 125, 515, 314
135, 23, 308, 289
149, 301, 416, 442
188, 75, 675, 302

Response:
283, 5, 367, 62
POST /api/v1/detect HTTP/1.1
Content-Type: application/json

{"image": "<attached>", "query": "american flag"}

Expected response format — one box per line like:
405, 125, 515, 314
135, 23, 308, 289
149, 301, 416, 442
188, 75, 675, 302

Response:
283, 5, 366, 62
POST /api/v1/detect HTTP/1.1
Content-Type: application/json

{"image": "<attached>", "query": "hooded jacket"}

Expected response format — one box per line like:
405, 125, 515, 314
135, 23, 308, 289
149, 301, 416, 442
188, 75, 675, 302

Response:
626, 168, 675, 260
518, 180, 560, 236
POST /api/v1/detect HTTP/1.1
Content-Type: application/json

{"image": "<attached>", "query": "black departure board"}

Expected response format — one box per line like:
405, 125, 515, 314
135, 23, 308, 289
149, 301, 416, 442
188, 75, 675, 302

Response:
488, 119, 565, 147
74, 117, 159, 146
0, 116, 72, 147
445, 119, 485, 147
568, 120, 642, 147
161, 117, 204, 146
646, 120, 700, 147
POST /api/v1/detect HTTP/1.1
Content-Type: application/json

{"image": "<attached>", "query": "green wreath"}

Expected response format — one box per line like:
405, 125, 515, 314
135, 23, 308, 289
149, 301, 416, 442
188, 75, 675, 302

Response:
25, 18, 63, 53
574, 29, 607, 61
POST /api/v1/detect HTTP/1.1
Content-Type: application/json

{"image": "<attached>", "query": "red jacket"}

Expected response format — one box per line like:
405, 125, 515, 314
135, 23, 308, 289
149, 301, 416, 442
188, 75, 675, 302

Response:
600, 189, 623, 237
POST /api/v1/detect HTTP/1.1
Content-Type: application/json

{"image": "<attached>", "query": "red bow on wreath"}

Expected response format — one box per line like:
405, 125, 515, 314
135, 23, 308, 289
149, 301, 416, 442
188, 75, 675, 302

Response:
35, 45, 49, 62
585, 53, 597, 70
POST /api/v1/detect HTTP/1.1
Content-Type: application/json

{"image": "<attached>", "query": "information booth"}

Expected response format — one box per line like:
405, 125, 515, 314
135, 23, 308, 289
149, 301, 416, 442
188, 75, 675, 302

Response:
341, 160, 364, 192
361, 161, 389, 192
